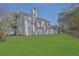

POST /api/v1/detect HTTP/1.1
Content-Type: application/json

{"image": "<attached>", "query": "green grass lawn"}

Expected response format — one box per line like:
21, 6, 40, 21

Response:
0, 34, 79, 56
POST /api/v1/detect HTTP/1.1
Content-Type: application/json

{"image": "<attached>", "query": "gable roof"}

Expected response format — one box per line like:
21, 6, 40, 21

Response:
36, 17, 50, 23
19, 12, 32, 17
19, 12, 50, 23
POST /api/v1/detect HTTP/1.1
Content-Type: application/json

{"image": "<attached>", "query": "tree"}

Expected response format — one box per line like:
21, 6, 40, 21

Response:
10, 13, 20, 35
58, 4, 79, 36
0, 16, 11, 41
0, 8, 11, 41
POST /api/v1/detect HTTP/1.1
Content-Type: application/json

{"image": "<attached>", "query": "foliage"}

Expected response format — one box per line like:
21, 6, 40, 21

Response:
58, 4, 79, 35
11, 13, 20, 29
0, 8, 20, 41
9, 13, 20, 35
0, 17, 11, 41
0, 8, 11, 41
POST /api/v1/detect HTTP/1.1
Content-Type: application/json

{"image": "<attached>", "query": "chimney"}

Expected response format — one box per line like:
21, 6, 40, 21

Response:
32, 8, 37, 17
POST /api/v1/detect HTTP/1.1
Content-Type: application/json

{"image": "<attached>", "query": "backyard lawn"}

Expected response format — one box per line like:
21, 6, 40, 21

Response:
0, 34, 79, 56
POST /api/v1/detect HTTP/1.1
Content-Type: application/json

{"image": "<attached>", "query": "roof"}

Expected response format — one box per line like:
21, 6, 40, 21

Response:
19, 12, 50, 23
36, 17, 50, 23
19, 12, 32, 17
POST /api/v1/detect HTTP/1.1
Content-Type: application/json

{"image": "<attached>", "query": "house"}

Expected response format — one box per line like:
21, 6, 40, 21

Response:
4, 8, 57, 36
16, 8, 56, 35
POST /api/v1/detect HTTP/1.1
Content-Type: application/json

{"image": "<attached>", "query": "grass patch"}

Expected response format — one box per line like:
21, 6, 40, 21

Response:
0, 34, 79, 56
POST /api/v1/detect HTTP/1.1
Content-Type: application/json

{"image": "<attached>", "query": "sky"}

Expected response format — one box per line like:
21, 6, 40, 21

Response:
0, 3, 71, 25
